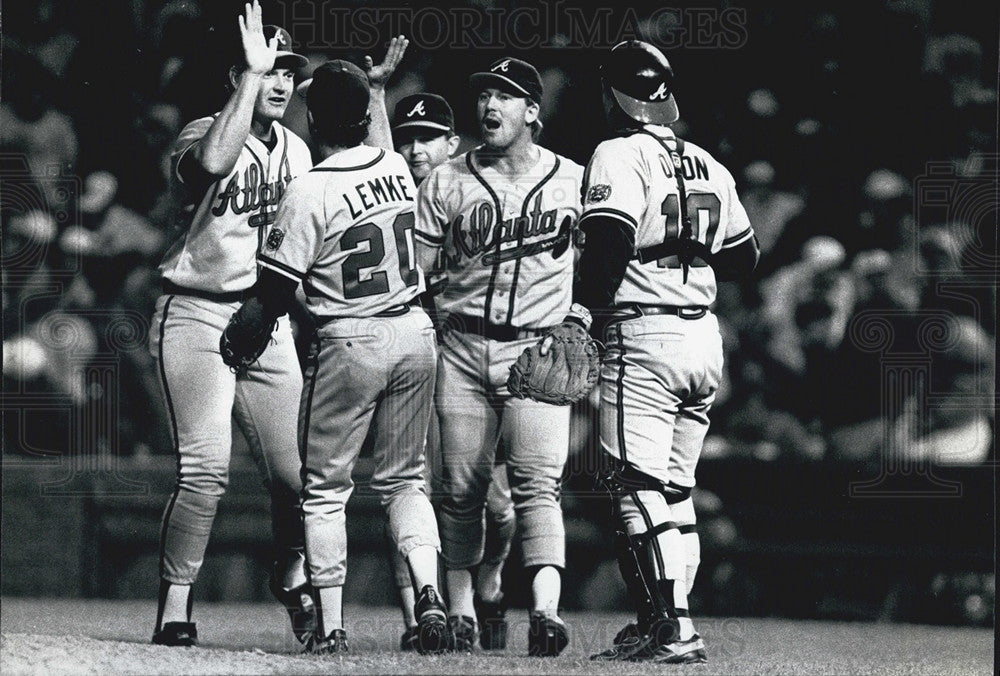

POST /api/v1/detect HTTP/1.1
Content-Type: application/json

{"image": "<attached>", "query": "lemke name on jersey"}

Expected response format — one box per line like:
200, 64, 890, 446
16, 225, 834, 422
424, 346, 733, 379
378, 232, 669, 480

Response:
343, 174, 413, 218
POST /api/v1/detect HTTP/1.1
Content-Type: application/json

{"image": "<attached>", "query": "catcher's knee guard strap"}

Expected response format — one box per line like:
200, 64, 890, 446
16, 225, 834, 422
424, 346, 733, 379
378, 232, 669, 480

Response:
661, 482, 692, 505
597, 457, 692, 504
597, 457, 660, 494
628, 520, 679, 547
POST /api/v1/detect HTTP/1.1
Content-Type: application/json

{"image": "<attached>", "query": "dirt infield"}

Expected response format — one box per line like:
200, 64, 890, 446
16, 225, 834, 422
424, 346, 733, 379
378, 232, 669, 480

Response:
1, 598, 993, 675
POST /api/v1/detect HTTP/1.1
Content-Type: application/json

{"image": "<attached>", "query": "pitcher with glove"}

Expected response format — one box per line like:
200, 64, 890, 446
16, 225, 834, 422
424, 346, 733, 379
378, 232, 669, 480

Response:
507, 305, 601, 406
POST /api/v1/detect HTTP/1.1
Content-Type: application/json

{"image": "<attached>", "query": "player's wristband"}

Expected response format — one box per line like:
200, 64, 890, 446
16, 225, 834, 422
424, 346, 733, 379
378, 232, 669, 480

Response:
564, 302, 593, 331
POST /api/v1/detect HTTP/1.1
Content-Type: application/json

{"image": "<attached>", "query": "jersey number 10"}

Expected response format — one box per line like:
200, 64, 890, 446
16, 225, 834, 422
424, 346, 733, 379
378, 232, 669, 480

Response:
341, 212, 419, 299
657, 192, 721, 269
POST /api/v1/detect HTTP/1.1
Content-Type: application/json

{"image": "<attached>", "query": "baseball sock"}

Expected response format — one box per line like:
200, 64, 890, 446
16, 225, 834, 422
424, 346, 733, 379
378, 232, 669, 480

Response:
530, 565, 561, 615
160, 583, 192, 626
478, 511, 515, 603
399, 585, 417, 628
407, 544, 442, 595
316, 586, 343, 635
674, 497, 700, 596
446, 569, 475, 619
476, 567, 503, 604
387, 526, 418, 627
673, 582, 694, 641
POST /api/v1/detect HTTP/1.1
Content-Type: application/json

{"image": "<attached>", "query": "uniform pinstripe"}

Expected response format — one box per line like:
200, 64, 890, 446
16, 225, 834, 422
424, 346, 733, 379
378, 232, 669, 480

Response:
583, 124, 754, 616
582, 125, 751, 489
149, 116, 312, 594
259, 144, 440, 588
415, 146, 583, 572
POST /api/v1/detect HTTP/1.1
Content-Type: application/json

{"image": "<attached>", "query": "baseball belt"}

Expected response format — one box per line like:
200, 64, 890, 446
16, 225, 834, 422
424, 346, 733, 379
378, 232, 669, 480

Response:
607, 304, 709, 327
444, 312, 551, 341
313, 300, 417, 328
162, 280, 254, 303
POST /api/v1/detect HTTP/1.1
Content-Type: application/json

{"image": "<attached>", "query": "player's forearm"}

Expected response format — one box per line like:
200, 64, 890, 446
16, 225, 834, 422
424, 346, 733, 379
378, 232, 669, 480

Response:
256, 267, 299, 319
573, 217, 633, 312
192, 71, 264, 176
366, 87, 394, 152
713, 235, 760, 281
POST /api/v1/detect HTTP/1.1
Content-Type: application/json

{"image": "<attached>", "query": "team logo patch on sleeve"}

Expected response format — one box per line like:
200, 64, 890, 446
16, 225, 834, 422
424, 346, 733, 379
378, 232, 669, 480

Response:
265, 228, 285, 251
586, 184, 612, 203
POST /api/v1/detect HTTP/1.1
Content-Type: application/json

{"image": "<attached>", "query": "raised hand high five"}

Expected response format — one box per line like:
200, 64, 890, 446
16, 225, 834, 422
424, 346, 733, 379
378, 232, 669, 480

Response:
238, 0, 278, 75
365, 35, 410, 89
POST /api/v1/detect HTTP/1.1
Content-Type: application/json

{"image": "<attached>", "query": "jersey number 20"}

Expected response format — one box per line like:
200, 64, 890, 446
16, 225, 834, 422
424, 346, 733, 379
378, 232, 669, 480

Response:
341, 212, 418, 299
657, 192, 721, 269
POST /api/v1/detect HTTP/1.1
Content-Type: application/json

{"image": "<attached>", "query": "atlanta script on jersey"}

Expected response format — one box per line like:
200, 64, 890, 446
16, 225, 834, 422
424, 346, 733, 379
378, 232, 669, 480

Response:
581, 124, 754, 308
258, 145, 424, 318
159, 116, 312, 293
415, 147, 584, 328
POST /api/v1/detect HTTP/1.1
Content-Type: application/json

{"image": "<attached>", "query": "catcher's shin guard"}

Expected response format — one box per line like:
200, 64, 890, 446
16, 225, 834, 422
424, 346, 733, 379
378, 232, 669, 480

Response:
614, 530, 658, 627
615, 527, 680, 635
600, 459, 678, 633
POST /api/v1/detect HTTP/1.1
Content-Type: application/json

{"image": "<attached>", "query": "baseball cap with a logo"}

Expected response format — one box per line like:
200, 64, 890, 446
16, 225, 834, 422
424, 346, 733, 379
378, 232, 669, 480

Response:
469, 57, 543, 104
262, 26, 308, 69
392, 94, 455, 135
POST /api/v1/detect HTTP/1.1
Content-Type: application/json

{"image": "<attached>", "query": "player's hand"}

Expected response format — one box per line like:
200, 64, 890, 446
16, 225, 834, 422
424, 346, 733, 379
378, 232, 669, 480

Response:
538, 335, 555, 357
238, 0, 278, 76
364, 35, 409, 89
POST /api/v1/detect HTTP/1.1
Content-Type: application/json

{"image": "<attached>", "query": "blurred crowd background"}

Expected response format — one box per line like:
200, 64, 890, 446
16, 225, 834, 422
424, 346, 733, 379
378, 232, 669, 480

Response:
2, 1, 996, 626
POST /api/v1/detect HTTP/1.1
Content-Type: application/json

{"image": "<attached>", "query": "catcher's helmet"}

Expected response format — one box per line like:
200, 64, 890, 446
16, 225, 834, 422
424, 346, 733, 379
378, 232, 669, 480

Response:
601, 40, 679, 124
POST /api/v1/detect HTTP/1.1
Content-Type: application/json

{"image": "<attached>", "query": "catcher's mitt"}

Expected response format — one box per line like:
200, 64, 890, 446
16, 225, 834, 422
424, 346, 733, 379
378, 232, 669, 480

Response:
219, 297, 277, 370
508, 322, 600, 406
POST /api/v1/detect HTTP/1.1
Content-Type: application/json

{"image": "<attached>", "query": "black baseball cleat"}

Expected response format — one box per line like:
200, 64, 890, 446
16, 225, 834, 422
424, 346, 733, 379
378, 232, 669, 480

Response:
474, 593, 508, 650
307, 628, 350, 655
590, 622, 641, 661
400, 625, 419, 652
629, 633, 708, 664
448, 615, 477, 652
414, 585, 449, 655
527, 611, 569, 657
269, 578, 317, 646
152, 621, 198, 647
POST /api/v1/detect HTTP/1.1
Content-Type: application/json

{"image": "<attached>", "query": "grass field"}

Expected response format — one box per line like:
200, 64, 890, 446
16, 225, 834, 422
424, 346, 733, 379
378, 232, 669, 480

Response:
0, 598, 993, 675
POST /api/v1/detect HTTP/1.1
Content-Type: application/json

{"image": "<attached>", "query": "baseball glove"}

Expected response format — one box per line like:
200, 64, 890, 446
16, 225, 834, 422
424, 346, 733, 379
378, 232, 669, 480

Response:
219, 297, 277, 370
507, 322, 600, 406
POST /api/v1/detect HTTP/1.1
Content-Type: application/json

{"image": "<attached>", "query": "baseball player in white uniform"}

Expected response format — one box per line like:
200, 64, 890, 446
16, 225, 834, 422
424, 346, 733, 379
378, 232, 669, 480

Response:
574, 42, 759, 664
414, 58, 583, 656
148, 2, 313, 647
248, 60, 449, 655
390, 92, 517, 651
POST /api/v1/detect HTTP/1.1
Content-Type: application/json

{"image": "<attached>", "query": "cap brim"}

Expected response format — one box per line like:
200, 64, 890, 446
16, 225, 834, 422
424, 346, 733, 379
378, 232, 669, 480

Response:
470, 72, 535, 100
296, 78, 313, 95
392, 120, 452, 133
611, 87, 679, 124
275, 52, 308, 69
